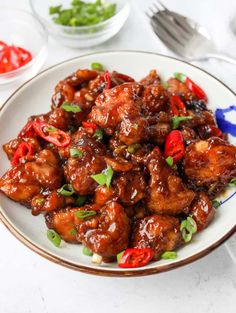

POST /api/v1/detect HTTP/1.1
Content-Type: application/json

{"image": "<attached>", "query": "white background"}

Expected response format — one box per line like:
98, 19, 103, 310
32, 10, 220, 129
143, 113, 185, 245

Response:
0, 0, 236, 312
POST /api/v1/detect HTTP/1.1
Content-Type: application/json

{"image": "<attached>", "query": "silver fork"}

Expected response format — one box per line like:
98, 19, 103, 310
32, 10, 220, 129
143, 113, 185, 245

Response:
147, 1, 236, 65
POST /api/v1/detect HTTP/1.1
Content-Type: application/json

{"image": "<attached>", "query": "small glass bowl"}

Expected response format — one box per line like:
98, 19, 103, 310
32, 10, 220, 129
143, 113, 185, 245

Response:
29, 0, 130, 48
0, 8, 48, 86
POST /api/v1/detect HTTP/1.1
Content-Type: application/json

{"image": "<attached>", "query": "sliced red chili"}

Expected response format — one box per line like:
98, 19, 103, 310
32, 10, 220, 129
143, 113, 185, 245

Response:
174, 73, 207, 101
170, 95, 187, 116
104, 71, 111, 89
118, 248, 154, 268
17, 47, 32, 66
33, 122, 71, 147
164, 130, 185, 163
18, 120, 35, 138
12, 142, 33, 166
82, 121, 97, 130
112, 72, 135, 83
0, 41, 7, 50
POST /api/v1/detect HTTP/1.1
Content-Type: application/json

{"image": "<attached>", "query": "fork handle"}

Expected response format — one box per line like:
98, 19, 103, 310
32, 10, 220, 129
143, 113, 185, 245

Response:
207, 53, 236, 65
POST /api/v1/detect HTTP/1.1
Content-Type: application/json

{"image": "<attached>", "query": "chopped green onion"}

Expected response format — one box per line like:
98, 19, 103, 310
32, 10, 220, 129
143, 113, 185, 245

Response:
180, 216, 197, 243
69, 228, 77, 235
58, 184, 75, 196
161, 251, 177, 259
117, 250, 124, 263
76, 196, 87, 206
91, 166, 114, 187
162, 81, 169, 89
228, 178, 236, 187
75, 210, 97, 219
49, 5, 62, 15
133, 123, 138, 130
174, 72, 187, 83
91, 62, 104, 71
212, 199, 220, 209
172, 115, 193, 129
61, 101, 82, 113
165, 156, 174, 167
35, 198, 45, 204
70, 148, 83, 158
83, 246, 93, 256
45, 126, 57, 132
93, 129, 103, 141
47, 230, 61, 247
127, 143, 141, 154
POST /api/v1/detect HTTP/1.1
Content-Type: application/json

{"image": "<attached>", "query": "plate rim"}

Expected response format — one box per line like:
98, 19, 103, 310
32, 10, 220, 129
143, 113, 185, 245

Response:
1, 50, 236, 277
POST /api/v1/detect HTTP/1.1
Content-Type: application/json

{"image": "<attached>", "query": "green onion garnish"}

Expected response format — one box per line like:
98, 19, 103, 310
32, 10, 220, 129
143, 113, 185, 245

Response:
61, 101, 82, 113
162, 81, 169, 89
172, 116, 193, 129
58, 184, 75, 196
212, 199, 220, 209
69, 228, 77, 235
165, 156, 174, 167
180, 216, 197, 243
35, 198, 45, 204
127, 143, 141, 154
91, 166, 114, 187
228, 178, 236, 187
45, 126, 57, 132
133, 123, 138, 130
174, 72, 187, 83
117, 250, 124, 263
75, 210, 97, 219
161, 251, 177, 259
83, 246, 93, 256
91, 62, 104, 71
93, 129, 103, 141
76, 195, 87, 206
47, 230, 61, 247
70, 148, 83, 158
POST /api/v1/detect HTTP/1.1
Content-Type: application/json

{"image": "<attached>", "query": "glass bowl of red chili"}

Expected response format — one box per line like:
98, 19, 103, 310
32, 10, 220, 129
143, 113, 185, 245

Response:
0, 7, 48, 85
29, 0, 130, 48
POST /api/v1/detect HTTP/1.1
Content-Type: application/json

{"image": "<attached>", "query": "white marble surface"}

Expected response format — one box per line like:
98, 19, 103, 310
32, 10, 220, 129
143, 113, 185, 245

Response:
0, 0, 236, 312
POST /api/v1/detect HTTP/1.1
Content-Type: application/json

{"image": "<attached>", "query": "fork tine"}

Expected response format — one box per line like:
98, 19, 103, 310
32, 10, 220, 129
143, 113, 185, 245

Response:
153, 2, 163, 11
152, 14, 188, 46
155, 11, 192, 42
150, 18, 186, 56
170, 12, 196, 35
155, 0, 168, 10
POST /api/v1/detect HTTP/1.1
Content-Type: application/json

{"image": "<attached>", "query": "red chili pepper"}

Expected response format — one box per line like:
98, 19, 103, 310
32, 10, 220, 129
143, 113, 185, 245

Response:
33, 122, 71, 147
170, 95, 187, 116
12, 142, 33, 166
174, 73, 207, 101
18, 120, 35, 138
164, 130, 185, 163
82, 121, 97, 130
118, 248, 154, 268
113, 72, 135, 83
104, 71, 111, 89
0, 41, 32, 74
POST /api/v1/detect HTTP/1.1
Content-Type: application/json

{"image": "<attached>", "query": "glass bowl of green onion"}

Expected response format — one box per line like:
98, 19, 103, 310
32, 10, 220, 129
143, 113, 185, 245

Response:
29, 0, 130, 48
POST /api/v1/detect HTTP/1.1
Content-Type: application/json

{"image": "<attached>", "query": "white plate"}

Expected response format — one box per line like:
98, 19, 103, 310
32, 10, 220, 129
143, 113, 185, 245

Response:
0, 51, 236, 276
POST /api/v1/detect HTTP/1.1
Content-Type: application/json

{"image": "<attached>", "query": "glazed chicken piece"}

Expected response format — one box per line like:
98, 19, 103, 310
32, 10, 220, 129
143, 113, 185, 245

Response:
189, 192, 215, 231
94, 185, 116, 206
114, 171, 146, 206
31, 191, 75, 216
140, 69, 161, 86
51, 69, 98, 108
0, 164, 41, 205
25, 149, 62, 190
76, 201, 130, 262
141, 84, 169, 116
0, 149, 62, 205
146, 148, 195, 215
64, 135, 106, 195
118, 116, 149, 145
131, 215, 182, 260
89, 83, 143, 135
47, 108, 72, 131
167, 77, 195, 101
184, 137, 236, 195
